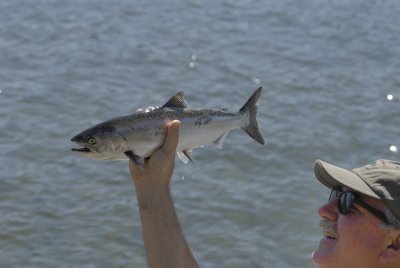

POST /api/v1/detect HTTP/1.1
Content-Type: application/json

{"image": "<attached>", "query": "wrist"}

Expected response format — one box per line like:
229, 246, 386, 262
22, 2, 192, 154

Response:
135, 179, 171, 210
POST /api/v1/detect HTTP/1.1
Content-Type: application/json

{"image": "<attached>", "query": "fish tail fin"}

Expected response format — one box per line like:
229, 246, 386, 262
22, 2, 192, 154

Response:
239, 87, 266, 145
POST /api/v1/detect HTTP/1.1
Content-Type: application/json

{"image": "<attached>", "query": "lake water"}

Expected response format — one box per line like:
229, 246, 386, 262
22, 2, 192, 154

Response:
1, 0, 399, 267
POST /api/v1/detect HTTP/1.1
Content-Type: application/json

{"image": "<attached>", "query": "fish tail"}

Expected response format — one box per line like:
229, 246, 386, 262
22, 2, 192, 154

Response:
239, 87, 265, 145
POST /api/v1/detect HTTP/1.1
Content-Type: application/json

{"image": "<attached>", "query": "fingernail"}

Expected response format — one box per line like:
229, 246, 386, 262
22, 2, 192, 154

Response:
171, 120, 181, 128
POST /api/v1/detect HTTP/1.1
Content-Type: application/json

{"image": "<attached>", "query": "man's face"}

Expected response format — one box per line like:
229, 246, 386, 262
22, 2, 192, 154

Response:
312, 186, 391, 268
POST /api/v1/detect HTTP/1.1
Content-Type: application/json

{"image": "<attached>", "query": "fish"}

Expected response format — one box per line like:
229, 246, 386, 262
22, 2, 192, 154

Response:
71, 87, 265, 168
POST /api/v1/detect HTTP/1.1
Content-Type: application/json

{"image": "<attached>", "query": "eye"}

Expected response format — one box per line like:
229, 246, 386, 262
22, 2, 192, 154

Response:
88, 138, 96, 145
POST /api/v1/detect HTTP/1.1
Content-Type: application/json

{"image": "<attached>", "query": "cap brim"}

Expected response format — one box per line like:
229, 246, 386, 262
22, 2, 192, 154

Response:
314, 159, 380, 199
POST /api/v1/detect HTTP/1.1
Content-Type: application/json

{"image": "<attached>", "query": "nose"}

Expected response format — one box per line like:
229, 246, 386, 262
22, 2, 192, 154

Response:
317, 198, 339, 221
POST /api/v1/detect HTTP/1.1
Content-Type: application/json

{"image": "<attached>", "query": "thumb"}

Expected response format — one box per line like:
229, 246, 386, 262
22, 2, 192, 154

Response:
162, 120, 180, 159
129, 159, 144, 179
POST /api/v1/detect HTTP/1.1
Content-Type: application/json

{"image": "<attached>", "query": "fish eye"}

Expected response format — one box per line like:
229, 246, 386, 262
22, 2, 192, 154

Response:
88, 138, 96, 145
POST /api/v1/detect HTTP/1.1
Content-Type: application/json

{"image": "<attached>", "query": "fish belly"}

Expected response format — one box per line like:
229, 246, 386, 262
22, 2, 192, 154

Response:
177, 118, 242, 151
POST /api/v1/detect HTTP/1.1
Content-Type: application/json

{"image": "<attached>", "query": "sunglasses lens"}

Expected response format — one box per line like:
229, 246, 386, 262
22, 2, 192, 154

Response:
339, 192, 355, 214
329, 188, 340, 201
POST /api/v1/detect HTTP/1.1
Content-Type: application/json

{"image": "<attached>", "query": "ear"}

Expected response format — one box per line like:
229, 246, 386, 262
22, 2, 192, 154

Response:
381, 230, 400, 262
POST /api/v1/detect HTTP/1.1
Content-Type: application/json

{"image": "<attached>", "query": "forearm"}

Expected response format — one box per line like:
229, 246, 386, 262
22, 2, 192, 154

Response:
135, 182, 200, 268
129, 120, 198, 267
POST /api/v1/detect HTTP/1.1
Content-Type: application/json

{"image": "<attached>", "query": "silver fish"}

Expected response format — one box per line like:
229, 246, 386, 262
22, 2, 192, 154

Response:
71, 87, 265, 167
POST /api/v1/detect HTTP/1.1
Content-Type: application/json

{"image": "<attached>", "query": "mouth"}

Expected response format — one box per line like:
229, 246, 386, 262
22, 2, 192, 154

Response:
71, 147, 91, 153
71, 137, 92, 153
324, 230, 338, 240
319, 220, 338, 240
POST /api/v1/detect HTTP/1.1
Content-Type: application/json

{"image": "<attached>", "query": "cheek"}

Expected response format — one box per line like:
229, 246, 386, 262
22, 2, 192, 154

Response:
338, 216, 386, 255
102, 136, 122, 151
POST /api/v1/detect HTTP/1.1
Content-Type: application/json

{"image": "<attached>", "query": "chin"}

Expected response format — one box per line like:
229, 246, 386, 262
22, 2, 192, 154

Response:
311, 238, 339, 267
312, 250, 324, 267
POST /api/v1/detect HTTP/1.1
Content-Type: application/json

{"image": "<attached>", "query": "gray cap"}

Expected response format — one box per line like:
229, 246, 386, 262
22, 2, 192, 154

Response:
314, 159, 400, 220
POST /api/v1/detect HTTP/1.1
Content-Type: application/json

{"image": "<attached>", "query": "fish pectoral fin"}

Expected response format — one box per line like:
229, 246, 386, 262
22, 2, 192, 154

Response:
213, 131, 229, 149
177, 150, 194, 164
124, 151, 144, 170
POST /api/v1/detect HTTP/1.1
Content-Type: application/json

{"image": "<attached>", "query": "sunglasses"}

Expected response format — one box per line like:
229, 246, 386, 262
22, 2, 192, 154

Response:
329, 187, 389, 224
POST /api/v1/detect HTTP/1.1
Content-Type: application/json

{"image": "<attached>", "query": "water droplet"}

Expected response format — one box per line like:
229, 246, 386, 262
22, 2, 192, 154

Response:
252, 78, 261, 85
191, 54, 197, 61
389, 145, 398, 153
189, 62, 196, 69
181, 176, 185, 180
0, 89, 2, 94
386, 94, 394, 101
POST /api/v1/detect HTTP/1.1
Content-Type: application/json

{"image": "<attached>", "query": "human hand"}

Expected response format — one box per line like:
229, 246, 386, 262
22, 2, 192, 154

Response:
129, 120, 181, 189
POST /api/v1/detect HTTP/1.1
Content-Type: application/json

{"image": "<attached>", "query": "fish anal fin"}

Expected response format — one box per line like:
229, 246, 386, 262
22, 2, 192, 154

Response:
162, 91, 190, 109
177, 150, 194, 164
125, 151, 144, 170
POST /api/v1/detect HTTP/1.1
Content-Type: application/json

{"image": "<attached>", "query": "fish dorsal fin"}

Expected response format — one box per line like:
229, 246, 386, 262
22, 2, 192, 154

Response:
162, 91, 189, 109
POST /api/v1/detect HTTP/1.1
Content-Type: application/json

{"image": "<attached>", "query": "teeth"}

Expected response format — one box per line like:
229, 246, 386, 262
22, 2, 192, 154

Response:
324, 231, 338, 240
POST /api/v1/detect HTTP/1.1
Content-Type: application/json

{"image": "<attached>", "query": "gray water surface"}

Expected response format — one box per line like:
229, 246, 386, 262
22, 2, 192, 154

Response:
1, 1, 399, 267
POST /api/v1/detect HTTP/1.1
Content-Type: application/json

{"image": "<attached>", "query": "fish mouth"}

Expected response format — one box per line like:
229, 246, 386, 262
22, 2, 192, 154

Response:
71, 147, 91, 153
71, 137, 92, 153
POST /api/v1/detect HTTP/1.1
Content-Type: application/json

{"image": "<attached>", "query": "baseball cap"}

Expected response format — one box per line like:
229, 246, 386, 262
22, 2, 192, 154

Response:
314, 159, 400, 220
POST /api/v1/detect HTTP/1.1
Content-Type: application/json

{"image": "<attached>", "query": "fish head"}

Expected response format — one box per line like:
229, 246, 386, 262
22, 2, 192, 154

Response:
71, 124, 126, 160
